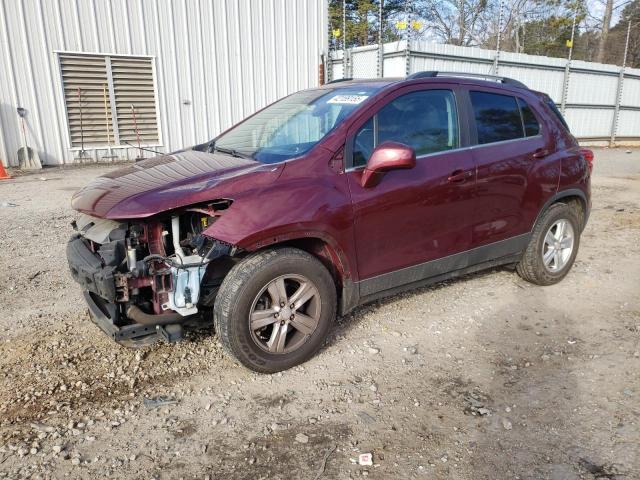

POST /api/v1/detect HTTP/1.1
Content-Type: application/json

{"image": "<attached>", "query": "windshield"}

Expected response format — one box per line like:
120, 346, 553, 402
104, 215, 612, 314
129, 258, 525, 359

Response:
213, 86, 379, 164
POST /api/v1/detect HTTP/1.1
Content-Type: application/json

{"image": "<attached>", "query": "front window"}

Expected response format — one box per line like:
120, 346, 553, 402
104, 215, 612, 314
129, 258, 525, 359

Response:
213, 86, 379, 164
352, 89, 459, 168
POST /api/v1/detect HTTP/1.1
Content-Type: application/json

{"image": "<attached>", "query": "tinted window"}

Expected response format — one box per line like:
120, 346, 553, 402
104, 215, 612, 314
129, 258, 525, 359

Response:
470, 91, 523, 144
352, 90, 458, 167
353, 118, 375, 167
545, 98, 571, 131
517, 98, 540, 136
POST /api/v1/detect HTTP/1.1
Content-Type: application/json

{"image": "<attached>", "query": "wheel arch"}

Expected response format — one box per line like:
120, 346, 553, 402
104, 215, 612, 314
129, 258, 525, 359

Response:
246, 234, 358, 317
535, 189, 589, 232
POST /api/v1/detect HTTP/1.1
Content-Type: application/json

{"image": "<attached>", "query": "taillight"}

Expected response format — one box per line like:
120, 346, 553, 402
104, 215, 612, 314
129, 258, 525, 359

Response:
579, 148, 594, 173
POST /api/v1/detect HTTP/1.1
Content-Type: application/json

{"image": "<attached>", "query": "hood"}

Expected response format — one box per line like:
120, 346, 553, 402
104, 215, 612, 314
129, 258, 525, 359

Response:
71, 150, 283, 219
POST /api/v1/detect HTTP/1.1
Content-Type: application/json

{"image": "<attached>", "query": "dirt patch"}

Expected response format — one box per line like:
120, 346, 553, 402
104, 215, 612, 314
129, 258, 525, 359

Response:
0, 321, 225, 442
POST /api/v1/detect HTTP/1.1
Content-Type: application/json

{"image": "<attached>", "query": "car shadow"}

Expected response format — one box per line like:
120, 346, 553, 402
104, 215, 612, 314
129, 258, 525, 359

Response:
462, 285, 586, 479
323, 266, 514, 350
322, 267, 631, 479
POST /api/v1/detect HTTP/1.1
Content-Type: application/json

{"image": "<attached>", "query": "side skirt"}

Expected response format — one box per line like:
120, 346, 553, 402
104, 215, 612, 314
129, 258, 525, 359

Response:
340, 233, 530, 315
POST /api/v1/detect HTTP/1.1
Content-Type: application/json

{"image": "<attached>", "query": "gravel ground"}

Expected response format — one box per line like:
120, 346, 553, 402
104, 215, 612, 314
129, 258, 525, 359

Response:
0, 148, 638, 480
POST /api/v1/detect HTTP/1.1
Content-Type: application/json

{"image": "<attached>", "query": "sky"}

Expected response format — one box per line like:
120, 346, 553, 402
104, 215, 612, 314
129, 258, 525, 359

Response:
589, 0, 631, 27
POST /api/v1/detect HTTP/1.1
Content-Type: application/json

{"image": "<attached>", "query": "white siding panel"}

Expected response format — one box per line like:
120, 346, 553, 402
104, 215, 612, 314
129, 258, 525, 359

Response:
379, 42, 405, 77
383, 55, 405, 77
622, 77, 640, 107
93, 0, 113, 53
0, 0, 326, 166
564, 108, 614, 138
499, 65, 565, 102
617, 110, 640, 138
212, 0, 232, 133
566, 72, 619, 105
331, 61, 345, 80
0, 0, 20, 163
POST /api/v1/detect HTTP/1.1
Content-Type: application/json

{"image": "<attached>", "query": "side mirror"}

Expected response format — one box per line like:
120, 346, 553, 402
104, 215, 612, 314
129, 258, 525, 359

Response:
360, 141, 416, 188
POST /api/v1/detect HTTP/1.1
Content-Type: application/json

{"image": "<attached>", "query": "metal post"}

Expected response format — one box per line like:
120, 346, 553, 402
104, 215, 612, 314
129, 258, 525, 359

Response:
610, 20, 631, 146
327, 1, 333, 82
378, 0, 384, 78
493, 0, 504, 74
342, 0, 348, 77
404, 0, 410, 76
561, 11, 577, 114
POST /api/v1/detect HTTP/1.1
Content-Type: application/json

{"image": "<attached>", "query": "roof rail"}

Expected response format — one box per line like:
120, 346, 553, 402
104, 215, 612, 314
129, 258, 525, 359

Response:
406, 71, 528, 89
325, 77, 353, 84
405, 71, 438, 80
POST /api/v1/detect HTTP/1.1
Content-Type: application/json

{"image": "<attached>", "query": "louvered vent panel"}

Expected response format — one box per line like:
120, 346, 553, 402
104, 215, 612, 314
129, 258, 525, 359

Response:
60, 54, 114, 147
111, 57, 159, 144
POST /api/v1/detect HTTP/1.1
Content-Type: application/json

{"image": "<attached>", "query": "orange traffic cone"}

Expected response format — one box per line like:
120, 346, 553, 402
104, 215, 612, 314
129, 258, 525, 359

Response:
0, 162, 11, 180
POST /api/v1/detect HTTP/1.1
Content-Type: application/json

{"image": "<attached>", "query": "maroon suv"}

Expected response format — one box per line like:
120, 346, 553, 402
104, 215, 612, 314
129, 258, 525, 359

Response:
68, 71, 592, 372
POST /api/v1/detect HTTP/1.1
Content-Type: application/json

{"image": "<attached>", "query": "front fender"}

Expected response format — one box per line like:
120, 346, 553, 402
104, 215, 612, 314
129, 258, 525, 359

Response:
202, 172, 358, 281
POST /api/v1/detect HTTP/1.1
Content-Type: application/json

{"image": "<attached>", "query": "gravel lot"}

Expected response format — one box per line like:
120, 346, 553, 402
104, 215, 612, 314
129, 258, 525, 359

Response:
0, 148, 638, 480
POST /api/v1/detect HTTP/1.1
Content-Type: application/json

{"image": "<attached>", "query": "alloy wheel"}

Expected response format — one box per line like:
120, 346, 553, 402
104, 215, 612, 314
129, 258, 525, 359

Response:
541, 219, 575, 272
249, 274, 321, 354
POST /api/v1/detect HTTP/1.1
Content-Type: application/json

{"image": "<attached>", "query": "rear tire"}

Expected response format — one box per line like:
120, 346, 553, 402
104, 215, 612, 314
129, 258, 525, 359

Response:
517, 202, 581, 285
213, 247, 336, 373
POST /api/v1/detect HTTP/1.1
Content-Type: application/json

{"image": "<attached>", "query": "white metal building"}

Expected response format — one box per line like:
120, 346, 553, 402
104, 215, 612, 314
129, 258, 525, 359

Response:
0, 0, 327, 166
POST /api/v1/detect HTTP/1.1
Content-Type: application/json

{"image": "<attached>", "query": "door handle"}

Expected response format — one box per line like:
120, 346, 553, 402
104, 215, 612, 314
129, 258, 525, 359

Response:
447, 169, 473, 183
532, 148, 550, 159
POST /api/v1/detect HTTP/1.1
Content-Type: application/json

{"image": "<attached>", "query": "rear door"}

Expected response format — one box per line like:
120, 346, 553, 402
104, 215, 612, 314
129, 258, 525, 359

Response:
345, 85, 477, 293
464, 88, 553, 246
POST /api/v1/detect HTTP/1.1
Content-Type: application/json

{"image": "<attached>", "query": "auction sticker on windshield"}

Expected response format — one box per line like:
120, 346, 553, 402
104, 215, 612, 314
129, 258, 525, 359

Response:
327, 94, 369, 105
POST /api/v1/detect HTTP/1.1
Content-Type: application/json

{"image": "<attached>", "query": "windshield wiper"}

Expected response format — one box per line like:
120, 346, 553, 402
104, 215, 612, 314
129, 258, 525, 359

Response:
213, 145, 252, 159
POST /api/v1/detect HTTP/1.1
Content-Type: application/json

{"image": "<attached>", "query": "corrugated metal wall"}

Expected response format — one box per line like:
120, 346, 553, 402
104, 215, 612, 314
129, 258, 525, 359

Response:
331, 40, 640, 142
0, 0, 327, 166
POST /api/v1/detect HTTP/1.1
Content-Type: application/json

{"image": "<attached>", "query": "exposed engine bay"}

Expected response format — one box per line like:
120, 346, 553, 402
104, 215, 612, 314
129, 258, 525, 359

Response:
66, 200, 238, 346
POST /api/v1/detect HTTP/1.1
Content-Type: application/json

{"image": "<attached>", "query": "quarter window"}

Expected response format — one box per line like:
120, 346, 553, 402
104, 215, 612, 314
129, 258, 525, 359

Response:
545, 97, 571, 131
517, 98, 540, 137
470, 91, 523, 144
352, 90, 459, 167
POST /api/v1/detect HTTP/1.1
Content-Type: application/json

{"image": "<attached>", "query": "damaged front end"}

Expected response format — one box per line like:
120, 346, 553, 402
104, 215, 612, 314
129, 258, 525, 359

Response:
66, 200, 237, 347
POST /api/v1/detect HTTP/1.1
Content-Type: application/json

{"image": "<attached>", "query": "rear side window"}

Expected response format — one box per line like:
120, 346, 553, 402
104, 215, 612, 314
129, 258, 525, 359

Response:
517, 99, 540, 137
545, 98, 571, 131
470, 91, 523, 144
352, 89, 459, 167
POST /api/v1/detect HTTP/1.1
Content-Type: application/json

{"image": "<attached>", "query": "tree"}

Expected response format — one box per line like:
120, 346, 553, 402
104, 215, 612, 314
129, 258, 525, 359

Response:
596, 0, 614, 62
414, 0, 491, 46
328, 0, 407, 49
327, 0, 636, 67
602, 0, 640, 67
507, 16, 575, 57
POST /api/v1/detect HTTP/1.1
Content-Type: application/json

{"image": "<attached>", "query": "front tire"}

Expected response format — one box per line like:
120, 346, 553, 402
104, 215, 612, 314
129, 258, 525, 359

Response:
213, 247, 337, 373
517, 202, 581, 285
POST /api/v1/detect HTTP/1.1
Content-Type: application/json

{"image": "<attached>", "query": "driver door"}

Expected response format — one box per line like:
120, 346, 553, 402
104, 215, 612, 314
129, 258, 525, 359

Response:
345, 86, 476, 296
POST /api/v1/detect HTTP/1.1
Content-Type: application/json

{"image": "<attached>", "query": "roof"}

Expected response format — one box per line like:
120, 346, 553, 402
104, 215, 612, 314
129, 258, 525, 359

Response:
322, 71, 530, 92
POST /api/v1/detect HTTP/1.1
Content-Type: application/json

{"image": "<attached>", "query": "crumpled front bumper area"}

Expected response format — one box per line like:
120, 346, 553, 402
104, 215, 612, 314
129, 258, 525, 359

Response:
66, 234, 182, 345
67, 234, 117, 301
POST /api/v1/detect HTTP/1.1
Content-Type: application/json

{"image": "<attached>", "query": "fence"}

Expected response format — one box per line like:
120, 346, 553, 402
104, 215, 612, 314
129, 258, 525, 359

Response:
328, 40, 640, 145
